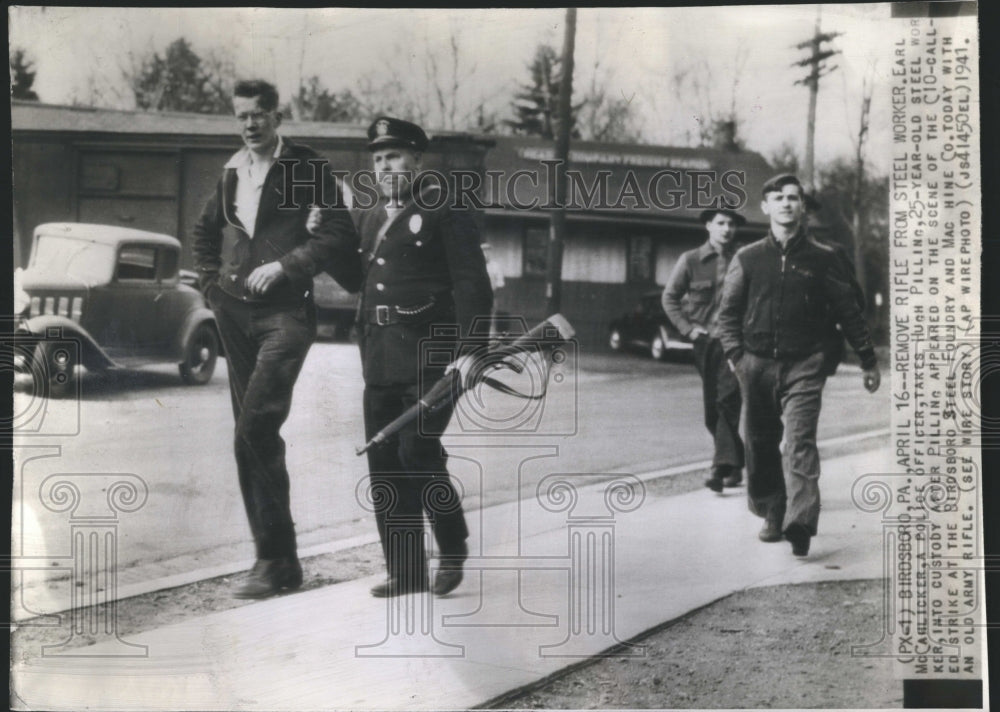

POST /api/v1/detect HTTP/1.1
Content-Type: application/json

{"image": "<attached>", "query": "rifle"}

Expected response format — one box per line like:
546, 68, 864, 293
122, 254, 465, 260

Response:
356, 314, 575, 455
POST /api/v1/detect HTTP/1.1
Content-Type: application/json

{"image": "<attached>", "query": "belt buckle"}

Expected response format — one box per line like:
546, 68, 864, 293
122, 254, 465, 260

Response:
375, 305, 390, 326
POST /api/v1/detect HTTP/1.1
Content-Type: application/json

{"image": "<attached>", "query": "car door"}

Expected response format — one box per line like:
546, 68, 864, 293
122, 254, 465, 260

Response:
102, 243, 162, 362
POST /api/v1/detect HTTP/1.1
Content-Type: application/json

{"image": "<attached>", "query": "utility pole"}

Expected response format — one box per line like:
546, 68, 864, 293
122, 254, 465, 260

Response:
792, 6, 841, 192
852, 71, 874, 313
546, 7, 576, 316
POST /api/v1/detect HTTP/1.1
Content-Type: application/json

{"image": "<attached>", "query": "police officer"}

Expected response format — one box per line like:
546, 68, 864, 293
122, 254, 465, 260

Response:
662, 208, 746, 492
339, 117, 493, 597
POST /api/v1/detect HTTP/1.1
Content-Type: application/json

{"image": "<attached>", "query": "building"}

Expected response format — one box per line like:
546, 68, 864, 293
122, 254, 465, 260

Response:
12, 102, 775, 346
482, 136, 773, 344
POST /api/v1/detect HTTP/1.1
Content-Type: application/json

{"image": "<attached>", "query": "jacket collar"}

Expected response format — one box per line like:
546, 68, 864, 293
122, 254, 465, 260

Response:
768, 226, 807, 253
697, 239, 735, 262
224, 135, 287, 169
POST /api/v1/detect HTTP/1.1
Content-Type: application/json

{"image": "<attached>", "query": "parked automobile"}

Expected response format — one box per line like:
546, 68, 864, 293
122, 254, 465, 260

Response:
608, 290, 692, 360
15, 223, 221, 397
313, 272, 358, 341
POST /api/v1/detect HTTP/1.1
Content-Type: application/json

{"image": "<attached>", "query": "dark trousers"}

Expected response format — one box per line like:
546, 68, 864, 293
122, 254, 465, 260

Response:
692, 335, 744, 470
737, 350, 827, 535
210, 289, 315, 560
363, 380, 469, 584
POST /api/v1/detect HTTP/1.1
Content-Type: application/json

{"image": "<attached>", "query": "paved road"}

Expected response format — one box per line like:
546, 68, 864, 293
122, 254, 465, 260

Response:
12, 343, 889, 585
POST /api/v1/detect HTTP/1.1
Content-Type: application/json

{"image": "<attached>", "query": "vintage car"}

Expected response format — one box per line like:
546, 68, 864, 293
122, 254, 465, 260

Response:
608, 290, 692, 360
313, 272, 358, 341
15, 223, 221, 397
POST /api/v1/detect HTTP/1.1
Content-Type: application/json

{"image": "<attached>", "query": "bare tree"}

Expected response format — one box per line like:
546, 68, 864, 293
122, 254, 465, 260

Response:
661, 42, 750, 150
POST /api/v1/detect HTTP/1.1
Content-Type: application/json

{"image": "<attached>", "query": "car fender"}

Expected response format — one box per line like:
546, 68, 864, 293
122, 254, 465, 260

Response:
176, 308, 222, 360
659, 324, 694, 351
19, 315, 117, 370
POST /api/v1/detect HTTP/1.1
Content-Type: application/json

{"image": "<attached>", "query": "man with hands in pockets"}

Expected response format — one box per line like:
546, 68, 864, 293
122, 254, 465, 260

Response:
662, 207, 747, 493
716, 173, 880, 558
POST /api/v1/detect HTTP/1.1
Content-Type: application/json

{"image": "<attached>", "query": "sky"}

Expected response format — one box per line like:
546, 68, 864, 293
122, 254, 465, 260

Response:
10, 5, 905, 174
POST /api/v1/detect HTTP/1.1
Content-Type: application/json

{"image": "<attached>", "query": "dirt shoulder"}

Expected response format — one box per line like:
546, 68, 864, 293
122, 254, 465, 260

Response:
490, 578, 901, 710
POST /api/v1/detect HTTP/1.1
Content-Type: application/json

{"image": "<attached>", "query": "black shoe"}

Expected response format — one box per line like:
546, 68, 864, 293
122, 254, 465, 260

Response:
370, 576, 429, 598
758, 517, 783, 543
722, 471, 743, 488
433, 541, 467, 596
233, 557, 303, 599
704, 471, 725, 493
785, 524, 811, 557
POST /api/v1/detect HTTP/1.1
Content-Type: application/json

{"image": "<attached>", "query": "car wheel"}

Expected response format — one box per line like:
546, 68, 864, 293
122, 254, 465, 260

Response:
650, 335, 667, 361
36, 342, 77, 399
609, 329, 623, 352
179, 323, 219, 385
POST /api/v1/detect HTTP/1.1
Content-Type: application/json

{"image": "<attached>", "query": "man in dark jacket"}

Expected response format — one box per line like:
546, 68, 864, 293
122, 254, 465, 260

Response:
337, 117, 493, 598
193, 79, 359, 598
716, 174, 880, 557
662, 208, 746, 492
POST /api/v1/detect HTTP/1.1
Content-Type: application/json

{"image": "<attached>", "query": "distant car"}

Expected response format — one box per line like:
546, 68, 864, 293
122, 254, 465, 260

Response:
608, 290, 692, 360
313, 272, 358, 341
15, 223, 221, 397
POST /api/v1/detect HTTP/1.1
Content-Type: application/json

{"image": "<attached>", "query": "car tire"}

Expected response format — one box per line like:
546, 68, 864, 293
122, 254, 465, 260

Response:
36, 342, 77, 399
609, 329, 623, 352
650, 335, 667, 361
179, 323, 219, 385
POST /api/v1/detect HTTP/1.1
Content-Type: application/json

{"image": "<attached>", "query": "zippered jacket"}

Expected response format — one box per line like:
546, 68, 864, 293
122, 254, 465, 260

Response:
192, 138, 360, 305
717, 230, 877, 370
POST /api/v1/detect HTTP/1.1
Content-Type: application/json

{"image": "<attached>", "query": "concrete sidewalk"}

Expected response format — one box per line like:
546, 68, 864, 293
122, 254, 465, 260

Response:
12, 445, 890, 711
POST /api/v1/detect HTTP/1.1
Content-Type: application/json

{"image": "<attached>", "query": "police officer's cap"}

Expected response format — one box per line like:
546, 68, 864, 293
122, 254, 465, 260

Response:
367, 116, 429, 152
698, 207, 746, 226
761, 173, 803, 197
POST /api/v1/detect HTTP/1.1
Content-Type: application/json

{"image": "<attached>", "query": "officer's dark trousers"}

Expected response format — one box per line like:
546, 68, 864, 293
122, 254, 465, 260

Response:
737, 350, 827, 536
692, 335, 745, 470
363, 381, 469, 588
210, 289, 314, 561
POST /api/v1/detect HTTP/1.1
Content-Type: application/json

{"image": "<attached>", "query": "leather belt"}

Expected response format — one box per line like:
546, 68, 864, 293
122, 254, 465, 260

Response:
363, 298, 442, 326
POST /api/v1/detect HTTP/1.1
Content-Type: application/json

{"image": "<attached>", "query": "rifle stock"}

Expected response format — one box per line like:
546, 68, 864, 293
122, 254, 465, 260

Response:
355, 314, 574, 455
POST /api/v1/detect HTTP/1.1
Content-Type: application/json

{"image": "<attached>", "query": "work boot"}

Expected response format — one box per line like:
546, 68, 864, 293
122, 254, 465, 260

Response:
704, 467, 726, 493
722, 469, 743, 487
758, 515, 783, 543
785, 524, 812, 557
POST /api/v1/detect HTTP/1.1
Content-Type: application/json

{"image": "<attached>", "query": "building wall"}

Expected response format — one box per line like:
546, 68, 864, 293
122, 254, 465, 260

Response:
486, 215, 709, 346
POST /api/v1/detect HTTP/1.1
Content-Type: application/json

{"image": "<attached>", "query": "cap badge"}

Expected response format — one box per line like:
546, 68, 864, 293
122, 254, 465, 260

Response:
375, 119, 390, 136
409, 214, 423, 234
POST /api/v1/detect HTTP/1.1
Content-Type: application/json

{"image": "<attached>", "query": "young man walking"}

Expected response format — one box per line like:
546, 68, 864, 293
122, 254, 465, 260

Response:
716, 174, 881, 557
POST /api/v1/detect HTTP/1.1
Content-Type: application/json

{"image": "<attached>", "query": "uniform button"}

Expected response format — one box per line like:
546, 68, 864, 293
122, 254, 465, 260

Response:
357, 248, 364, 254
415, 240, 423, 247
376, 283, 385, 292
260, 259, 265, 265
230, 274, 237, 282
376, 258, 386, 265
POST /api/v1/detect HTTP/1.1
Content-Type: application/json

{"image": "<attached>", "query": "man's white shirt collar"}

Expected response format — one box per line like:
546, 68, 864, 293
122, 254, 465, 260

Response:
224, 136, 284, 169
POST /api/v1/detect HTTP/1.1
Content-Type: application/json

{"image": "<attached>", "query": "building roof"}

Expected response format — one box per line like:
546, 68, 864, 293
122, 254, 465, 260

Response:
34, 222, 181, 249
486, 136, 774, 227
10, 101, 484, 144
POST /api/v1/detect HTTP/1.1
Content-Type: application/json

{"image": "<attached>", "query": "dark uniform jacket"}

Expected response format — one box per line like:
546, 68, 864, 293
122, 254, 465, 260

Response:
662, 240, 734, 339
353, 184, 493, 386
192, 138, 360, 305
717, 229, 877, 369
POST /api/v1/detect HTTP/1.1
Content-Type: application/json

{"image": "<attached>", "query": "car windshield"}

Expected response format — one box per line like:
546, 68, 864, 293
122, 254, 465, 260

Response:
29, 235, 116, 284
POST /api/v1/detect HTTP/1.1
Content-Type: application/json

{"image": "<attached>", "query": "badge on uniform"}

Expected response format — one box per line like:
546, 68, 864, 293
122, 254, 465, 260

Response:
409, 214, 422, 234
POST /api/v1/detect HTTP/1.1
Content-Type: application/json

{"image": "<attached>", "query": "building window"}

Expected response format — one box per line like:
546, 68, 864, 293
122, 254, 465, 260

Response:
523, 226, 548, 277
628, 235, 654, 283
